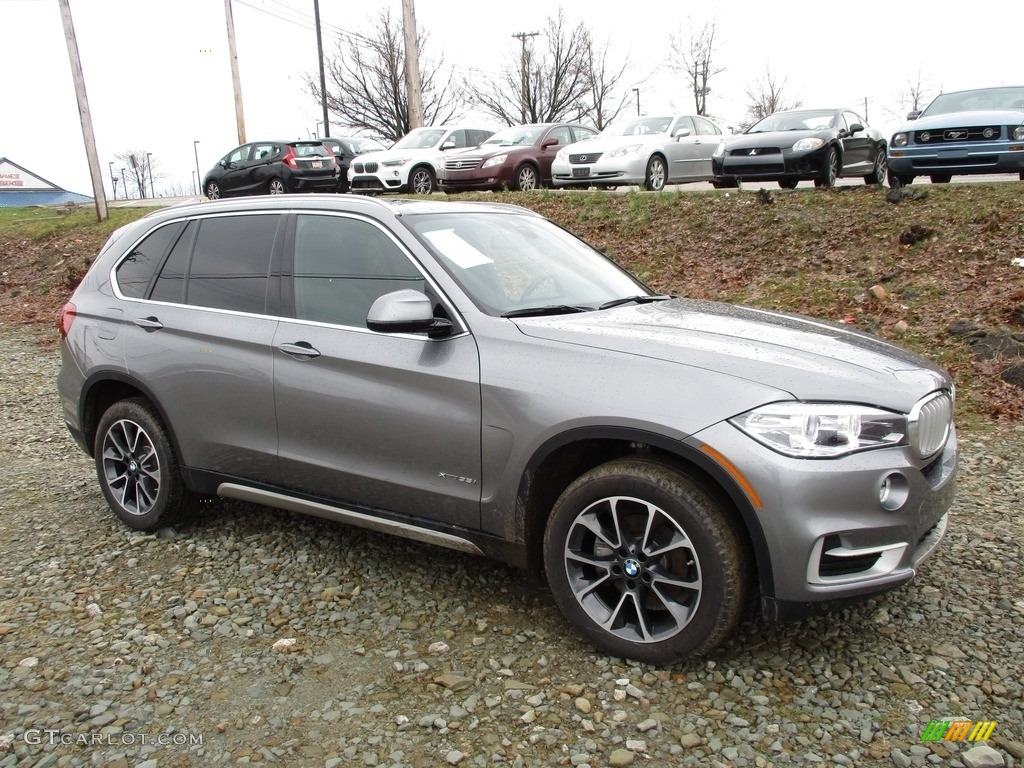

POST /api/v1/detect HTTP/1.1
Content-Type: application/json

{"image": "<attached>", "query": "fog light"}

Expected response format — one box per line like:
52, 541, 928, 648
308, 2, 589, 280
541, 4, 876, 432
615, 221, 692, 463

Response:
879, 473, 909, 511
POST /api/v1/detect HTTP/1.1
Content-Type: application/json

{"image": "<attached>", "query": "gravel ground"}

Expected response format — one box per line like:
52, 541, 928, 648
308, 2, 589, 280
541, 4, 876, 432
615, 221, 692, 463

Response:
1, 321, 1022, 768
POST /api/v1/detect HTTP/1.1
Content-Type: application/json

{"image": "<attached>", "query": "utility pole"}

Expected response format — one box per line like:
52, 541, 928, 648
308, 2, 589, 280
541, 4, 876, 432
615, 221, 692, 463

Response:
633, 88, 640, 116
146, 152, 155, 198
120, 168, 127, 199
58, 0, 107, 221
224, 0, 246, 145
864, 96, 869, 123
108, 161, 116, 200
512, 32, 539, 123
401, 0, 424, 129
313, 0, 330, 138
193, 140, 202, 195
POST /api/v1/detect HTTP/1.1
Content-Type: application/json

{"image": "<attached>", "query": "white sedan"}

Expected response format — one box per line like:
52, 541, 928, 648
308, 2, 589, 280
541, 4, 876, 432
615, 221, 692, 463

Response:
551, 114, 724, 191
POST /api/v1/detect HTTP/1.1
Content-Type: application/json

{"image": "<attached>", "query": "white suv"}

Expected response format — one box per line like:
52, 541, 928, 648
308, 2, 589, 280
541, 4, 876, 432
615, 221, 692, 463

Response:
348, 126, 494, 194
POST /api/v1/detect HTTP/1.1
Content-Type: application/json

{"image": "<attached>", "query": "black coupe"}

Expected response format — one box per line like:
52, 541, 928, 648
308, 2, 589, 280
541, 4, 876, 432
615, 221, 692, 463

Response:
712, 108, 888, 189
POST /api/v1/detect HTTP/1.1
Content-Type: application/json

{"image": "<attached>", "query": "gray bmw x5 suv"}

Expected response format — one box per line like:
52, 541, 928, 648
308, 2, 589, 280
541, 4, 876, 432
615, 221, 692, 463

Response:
58, 195, 957, 663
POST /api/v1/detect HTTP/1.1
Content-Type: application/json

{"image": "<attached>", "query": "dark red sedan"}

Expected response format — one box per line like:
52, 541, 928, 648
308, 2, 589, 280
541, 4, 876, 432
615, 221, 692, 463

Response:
437, 123, 597, 192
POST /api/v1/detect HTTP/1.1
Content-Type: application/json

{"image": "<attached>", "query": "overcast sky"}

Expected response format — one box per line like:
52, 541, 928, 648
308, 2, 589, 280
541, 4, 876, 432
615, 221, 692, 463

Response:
3, 0, 1022, 197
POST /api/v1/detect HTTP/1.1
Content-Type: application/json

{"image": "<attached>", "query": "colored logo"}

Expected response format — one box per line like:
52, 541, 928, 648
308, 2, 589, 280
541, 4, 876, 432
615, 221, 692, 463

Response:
920, 720, 996, 742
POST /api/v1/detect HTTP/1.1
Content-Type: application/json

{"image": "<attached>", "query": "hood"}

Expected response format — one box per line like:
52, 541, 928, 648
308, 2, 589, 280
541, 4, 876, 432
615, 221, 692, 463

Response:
725, 129, 823, 150
512, 299, 949, 412
899, 109, 1024, 131
352, 146, 440, 163
451, 145, 533, 162
563, 134, 668, 154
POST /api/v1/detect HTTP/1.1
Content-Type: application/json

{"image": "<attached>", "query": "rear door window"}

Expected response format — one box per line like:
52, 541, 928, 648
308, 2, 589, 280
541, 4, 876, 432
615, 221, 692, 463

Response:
186, 215, 281, 314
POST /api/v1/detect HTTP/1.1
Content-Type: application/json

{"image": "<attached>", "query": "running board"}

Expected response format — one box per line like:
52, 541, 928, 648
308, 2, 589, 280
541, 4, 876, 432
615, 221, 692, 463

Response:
217, 483, 485, 556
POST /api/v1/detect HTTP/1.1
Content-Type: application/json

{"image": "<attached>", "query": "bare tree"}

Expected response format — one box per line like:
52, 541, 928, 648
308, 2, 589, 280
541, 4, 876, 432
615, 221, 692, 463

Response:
307, 9, 465, 141
890, 67, 934, 120
579, 35, 630, 130
742, 66, 802, 128
469, 10, 592, 126
113, 150, 160, 199
669, 18, 723, 116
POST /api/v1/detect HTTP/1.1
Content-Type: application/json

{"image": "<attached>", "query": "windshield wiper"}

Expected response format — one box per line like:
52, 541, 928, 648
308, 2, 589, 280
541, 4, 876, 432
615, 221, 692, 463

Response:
502, 305, 593, 318
598, 294, 672, 310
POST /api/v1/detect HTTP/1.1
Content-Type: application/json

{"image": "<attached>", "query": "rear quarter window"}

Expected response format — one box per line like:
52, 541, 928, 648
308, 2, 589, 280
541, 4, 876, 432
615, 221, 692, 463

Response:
114, 222, 185, 299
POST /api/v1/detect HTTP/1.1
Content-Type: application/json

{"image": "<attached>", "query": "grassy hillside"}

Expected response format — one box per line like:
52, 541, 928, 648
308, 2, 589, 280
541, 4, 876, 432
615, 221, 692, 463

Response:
2, 184, 1021, 423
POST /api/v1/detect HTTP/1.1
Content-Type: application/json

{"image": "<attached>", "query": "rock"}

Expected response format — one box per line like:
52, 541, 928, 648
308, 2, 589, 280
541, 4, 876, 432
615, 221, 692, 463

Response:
637, 718, 658, 733
445, 750, 465, 765
435, 673, 473, 692
894, 320, 909, 333
608, 749, 635, 767
575, 697, 591, 714
869, 284, 887, 301
992, 738, 1024, 760
898, 223, 935, 245
962, 745, 1006, 768
428, 641, 450, 654
1000, 363, 1024, 388
680, 733, 702, 749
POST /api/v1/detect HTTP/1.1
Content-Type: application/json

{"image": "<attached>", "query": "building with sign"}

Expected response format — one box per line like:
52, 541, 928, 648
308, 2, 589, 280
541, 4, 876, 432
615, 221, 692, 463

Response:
0, 158, 94, 208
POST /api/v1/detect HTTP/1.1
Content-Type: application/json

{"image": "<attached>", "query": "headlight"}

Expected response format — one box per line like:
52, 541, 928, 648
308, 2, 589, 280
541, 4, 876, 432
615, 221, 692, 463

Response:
892, 133, 909, 148
555, 148, 569, 160
482, 154, 507, 169
713, 141, 726, 158
382, 157, 409, 167
1014, 126, 1024, 141
730, 402, 907, 458
606, 143, 643, 159
792, 137, 826, 152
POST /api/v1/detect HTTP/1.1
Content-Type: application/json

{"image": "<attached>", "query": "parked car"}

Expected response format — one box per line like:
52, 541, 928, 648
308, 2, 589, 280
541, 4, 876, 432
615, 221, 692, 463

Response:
887, 85, 1024, 187
437, 123, 598, 192
58, 194, 956, 663
320, 136, 387, 193
203, 140, 338, 199
348, 126, 495, 195
712, 108, 888, 189
551, 114, 722, 191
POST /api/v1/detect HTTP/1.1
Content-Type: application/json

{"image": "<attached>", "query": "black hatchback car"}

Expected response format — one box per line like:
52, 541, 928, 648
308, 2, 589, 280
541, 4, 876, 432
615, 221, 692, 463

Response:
203, 140, 338, 199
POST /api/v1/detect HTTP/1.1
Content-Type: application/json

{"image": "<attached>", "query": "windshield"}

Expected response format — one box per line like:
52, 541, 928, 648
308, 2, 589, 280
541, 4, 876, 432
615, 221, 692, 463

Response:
748, 110, 836, 133
403, 211, 650, 316
346, 137, 386, 154
601, 116, 674, 137
393, 128, 447, 150
921, 87, 1024, 117
482, 126, 545, 147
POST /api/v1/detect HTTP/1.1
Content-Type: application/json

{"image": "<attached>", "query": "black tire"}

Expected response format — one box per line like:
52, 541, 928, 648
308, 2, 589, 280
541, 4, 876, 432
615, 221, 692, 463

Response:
513, 164, 540, 192
644, 155, 667, 191
887, 169, 915, 188
94, 398, 192, 532
410, 166, 436, 195
778, 179, 799, 190
814, 146, 839, 188
205, 181, 221, 200
267, 178, 287, 195
864, 147, 887, 186
543, 457, 749, 663
1019, 172, 1024, 181
930, 173, 952, 184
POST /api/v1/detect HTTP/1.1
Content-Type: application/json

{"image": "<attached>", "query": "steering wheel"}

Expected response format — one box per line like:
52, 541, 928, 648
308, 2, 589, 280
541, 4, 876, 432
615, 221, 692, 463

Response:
518, 274, 561, 302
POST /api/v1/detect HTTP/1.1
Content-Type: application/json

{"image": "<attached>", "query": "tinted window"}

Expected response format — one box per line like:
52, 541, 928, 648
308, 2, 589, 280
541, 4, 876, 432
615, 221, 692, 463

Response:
186, 215, 280, 313
547, 126, 573, 145
226, 146, 248, 165
292, 215, 425, 328
115, 222, 184, 299
150, 221, 195, 304
251, 143, 278, 161
446, 130, 469, 150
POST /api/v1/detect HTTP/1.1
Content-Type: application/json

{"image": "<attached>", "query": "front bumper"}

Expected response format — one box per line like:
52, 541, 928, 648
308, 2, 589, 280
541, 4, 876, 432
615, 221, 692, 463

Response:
888, 139, 1024, 176
551, 155, 646, 187
712, 147, 830, 182
437, 167, 512, 192
688, 419, 957, 611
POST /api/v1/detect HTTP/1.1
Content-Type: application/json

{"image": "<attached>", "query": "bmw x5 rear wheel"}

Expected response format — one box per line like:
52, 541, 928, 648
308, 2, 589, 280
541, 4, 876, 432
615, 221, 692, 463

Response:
95, 398, 191, 532
543, 457, 748, 663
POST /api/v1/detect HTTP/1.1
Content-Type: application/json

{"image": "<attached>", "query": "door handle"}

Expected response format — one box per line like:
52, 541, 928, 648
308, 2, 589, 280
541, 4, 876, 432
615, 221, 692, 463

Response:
133, 316, 163, 331
278, 341, 321, 359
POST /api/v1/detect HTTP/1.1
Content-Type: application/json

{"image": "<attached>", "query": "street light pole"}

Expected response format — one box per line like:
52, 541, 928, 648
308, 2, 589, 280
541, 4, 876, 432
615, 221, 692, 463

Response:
120, 168, 127, 199
193, 140, 202, 195
108, 161, 116, 200
146, 152, 154, 198
191, 170, 198, 196
633, 88, 640, 116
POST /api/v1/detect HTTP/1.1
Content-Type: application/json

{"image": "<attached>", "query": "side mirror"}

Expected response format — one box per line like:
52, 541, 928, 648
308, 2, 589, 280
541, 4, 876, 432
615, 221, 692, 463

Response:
366, 289, 453, 338
849, 123, 865, 134
907, 110, 921, 121
219, 160, 228, 168
673, 127, 692, 139
541, 138, 559, 149
440, 140, 456, 151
